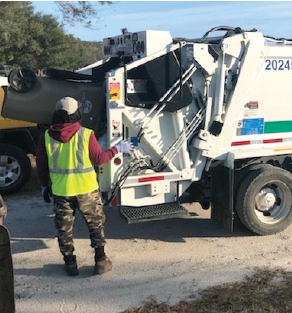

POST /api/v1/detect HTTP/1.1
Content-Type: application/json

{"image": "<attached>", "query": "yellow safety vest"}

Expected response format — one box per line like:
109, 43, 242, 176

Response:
45, 127, 99, 196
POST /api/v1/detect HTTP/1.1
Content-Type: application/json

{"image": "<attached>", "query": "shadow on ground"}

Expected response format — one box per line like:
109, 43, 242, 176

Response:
4, 161, 254, 255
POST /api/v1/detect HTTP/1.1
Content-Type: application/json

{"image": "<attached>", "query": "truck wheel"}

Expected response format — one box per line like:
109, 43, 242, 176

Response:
0, 144, 31, 194
8, 68, 37, 93
236, 165, 292, 235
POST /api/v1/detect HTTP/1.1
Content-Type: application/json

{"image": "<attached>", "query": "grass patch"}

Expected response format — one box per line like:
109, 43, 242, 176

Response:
122, 268, 292, 313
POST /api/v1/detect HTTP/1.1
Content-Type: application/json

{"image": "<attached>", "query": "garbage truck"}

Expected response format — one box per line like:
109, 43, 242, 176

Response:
3, 26, 292, 235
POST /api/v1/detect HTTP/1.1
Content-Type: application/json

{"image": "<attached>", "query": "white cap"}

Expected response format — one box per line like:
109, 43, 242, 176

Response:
55, 97, 79, 115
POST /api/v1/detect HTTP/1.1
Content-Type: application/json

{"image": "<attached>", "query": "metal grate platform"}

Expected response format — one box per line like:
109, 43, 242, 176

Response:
120, 202, 189, 224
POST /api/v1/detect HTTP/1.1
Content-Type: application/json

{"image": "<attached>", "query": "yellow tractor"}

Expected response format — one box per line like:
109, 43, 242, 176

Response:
0, 76, 40, 193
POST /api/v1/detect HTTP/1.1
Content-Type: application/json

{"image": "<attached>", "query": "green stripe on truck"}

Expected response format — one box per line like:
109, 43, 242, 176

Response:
264, 121, 292, 133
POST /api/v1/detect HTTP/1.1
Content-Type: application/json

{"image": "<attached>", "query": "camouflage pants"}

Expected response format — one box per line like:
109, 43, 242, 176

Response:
53, 190, 105, 256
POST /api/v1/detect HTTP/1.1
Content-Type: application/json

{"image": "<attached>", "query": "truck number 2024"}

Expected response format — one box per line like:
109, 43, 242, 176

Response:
265, 59, 292, 70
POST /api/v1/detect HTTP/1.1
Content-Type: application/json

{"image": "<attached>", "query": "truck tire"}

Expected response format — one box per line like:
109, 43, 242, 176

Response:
234, 163, 274, 194
236, 165, 292, 235
0, 144, 31, 194
8, 68, 37, 93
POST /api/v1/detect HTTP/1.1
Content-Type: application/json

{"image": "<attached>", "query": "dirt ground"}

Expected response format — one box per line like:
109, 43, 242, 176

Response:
3, 161, 292, 313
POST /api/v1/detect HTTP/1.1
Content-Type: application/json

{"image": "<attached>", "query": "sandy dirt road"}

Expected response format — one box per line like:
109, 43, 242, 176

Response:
3, 165, 292, 313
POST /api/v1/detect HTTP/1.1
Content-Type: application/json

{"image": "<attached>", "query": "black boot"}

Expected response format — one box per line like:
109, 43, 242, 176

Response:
93, 247, 112, 275
64, 255, 78, 276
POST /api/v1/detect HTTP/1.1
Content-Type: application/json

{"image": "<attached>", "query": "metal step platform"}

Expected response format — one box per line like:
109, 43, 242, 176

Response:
120, 202, 189, 224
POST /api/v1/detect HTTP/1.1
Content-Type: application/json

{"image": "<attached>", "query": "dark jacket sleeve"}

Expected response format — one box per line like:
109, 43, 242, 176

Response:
89, 132, 118, 166
36, 133, 50, 187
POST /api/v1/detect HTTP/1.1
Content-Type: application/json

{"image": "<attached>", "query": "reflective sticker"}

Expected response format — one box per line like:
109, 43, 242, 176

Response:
244, 101, 259, 117
248, 101, 258, 109
236, 120, 242, 136
109, 82, 120, 100
241, 118, 264, 135
109, 82, 120, 89
112, 120, 120, 130
275, 147, 292, 152
112, 120, 121, 138
131, 137, 139, 146
232, 137, 289, 147
110, 89, 120, 100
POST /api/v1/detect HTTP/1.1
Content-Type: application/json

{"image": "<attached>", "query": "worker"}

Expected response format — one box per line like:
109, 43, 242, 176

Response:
36, 96, 133, 276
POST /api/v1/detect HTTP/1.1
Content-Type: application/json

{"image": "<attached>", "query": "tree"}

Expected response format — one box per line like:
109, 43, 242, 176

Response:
0, 1, 103, 71
55, 1, 112, 28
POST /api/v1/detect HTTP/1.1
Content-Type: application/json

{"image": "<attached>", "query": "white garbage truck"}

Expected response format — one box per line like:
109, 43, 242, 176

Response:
3, 26, 292, 235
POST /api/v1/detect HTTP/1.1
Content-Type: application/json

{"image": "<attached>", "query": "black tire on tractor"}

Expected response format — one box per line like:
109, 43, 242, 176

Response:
8, 68, 37, 93
0, 144, 31, 194
236, 164, 292, 235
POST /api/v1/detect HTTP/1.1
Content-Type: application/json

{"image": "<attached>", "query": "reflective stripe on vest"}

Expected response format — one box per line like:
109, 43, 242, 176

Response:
45, 127, 99, 197
48, 127, 94, 174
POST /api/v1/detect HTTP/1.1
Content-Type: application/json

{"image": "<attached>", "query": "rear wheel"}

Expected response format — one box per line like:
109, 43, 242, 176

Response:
0, 144, 31, 194
236, 165, 292, 235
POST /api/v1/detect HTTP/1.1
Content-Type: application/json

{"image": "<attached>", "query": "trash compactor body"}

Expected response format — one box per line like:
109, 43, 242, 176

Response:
4, 26, 292, 235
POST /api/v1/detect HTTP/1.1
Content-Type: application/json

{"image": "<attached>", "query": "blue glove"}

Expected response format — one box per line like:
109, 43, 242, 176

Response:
115, 140, 134, 154
41, 186, 52, 203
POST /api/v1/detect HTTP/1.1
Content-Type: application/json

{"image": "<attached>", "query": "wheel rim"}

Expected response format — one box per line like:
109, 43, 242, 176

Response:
254, 180, 292, 225
9, 68, 37, 93
0, 155, 21, 188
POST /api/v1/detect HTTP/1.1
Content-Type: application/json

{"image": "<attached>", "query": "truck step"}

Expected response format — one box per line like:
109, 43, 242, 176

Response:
120, 202, 189, 224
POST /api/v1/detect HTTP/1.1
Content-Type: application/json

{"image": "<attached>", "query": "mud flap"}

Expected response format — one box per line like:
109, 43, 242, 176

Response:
211, 164, 234, 232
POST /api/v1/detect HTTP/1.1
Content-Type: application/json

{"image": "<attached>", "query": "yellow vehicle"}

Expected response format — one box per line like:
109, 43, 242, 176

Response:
0, 76, 39, 193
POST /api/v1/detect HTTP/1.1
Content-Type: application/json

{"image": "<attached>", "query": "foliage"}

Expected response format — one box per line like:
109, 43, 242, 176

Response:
71, 39, 103, 69
0, 1, 103, 71
55, 1, 112, 28
122, 268, 292, 313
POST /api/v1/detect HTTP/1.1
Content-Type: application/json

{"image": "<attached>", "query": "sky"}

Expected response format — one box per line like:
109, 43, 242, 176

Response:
32, 1, 292, 42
